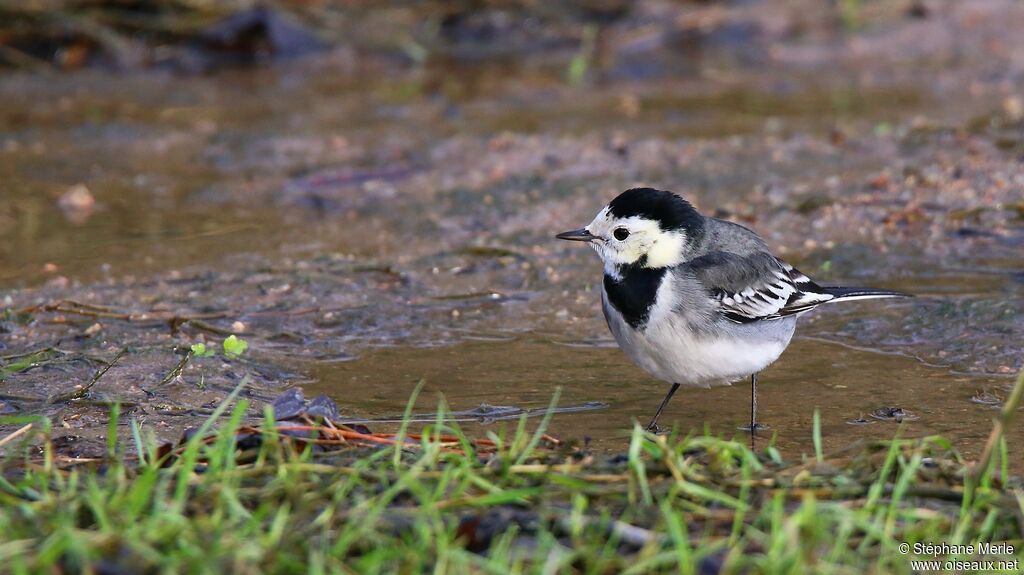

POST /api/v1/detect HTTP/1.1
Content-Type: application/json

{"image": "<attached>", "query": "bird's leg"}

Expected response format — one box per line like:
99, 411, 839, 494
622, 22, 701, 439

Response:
645, 383, 680, 434
739, 372, 769, 433
750, 371, 757, 430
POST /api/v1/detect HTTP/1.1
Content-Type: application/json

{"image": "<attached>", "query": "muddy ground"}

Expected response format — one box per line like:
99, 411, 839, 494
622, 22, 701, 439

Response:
1, 0, 1022, 463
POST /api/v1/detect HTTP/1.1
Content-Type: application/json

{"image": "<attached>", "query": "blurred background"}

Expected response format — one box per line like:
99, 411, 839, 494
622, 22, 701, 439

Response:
1, 1, 1022, 457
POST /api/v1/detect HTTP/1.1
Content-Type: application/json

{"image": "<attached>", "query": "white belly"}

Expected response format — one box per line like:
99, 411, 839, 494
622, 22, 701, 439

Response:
603, 290, 796, 387
622, 320, 790, 387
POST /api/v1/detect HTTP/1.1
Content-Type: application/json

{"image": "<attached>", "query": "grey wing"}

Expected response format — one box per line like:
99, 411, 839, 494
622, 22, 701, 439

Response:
686, 251, 834, 323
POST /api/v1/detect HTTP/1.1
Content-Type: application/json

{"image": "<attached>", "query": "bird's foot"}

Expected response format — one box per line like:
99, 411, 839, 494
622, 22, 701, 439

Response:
738, 422, 770, 433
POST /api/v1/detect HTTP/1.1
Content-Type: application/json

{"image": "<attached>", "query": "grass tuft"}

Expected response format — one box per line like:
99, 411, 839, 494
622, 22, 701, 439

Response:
1, 371, 1023, 572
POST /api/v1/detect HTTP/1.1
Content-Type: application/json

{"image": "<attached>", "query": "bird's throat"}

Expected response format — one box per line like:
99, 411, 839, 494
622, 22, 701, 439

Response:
603, 262, 667, 329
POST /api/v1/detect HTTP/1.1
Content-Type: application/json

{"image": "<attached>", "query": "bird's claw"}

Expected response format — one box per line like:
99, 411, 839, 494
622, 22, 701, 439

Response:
738, 422, 770, 433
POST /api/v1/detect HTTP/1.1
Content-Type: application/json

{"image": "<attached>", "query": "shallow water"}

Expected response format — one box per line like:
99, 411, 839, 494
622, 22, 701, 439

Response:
306, 332, 1015, 463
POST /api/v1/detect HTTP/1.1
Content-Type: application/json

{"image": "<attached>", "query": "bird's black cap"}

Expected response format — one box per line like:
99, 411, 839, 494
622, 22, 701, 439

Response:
607, 188, 704, 233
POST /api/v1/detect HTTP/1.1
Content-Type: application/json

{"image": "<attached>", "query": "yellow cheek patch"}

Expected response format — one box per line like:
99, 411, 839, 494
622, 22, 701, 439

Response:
645, 231, 686, 268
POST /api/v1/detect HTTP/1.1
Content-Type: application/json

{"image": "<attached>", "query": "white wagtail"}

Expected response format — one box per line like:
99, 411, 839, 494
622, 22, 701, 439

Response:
557, 187, 910, 433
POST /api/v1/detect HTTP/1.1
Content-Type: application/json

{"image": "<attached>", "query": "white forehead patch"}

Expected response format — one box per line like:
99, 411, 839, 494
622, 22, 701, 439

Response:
587, 206, 611, 230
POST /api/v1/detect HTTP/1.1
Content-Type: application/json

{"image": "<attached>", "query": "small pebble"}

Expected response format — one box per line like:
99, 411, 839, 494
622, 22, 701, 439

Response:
58, 184, 96, 223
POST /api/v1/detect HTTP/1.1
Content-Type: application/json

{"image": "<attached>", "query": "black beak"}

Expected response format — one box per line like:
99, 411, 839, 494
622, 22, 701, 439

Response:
556, 228, 596, 242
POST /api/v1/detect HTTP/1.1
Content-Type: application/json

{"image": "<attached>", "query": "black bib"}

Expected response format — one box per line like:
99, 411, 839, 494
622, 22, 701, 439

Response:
604, 262, 667, 329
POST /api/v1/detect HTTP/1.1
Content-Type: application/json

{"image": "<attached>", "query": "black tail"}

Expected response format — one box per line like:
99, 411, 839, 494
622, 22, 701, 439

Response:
822, 286, 913, 301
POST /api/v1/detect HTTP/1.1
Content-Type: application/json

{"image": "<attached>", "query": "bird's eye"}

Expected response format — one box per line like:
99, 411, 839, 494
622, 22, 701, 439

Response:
613, 227, 630, 241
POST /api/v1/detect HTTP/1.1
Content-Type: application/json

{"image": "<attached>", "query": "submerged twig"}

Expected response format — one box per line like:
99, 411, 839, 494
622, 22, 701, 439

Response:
0, 348, 58, 380
0, 393, 46, 402
180, 319, 235, 336
47, 347, 127, 403
157, 351, 192, 387
336, 402, 608, 425
0, 424, 33, 450
24, 300, 230, 325
0, 346, 56, 362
